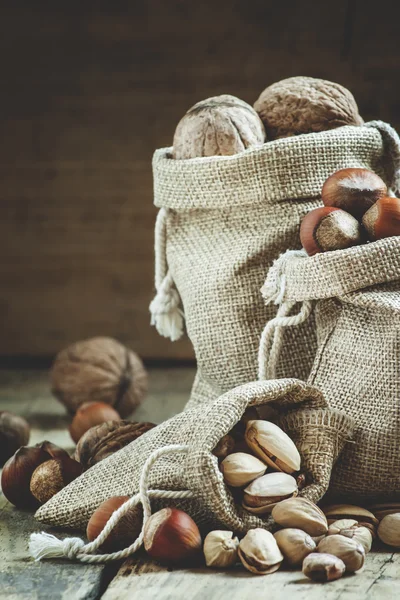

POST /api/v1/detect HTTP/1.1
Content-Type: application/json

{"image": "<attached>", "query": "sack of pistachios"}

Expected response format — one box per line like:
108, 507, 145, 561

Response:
150, 120, 400, 409
35, 379, 353, 537
259, 236, 400, 504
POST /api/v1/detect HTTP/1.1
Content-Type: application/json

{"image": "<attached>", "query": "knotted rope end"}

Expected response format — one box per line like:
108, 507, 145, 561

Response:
29, 532, 85, 562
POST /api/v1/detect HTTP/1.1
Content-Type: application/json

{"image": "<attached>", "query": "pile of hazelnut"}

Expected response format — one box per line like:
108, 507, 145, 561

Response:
0, 336, 152, 509
300, 168, 400, 256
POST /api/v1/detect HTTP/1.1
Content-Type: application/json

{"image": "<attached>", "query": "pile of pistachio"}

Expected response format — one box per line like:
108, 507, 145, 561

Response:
210, 411, 398, 581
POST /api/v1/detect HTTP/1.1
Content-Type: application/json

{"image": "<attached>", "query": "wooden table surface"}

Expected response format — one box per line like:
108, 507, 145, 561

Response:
0, 368, 399, 599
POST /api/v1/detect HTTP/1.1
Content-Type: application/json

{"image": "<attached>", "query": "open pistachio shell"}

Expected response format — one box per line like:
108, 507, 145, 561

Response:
243, 472, 298, 515
245, 420, 301, 474
238, 529, 283, 575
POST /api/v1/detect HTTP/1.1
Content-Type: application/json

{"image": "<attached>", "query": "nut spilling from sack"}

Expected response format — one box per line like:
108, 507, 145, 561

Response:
300, 168, 400, 255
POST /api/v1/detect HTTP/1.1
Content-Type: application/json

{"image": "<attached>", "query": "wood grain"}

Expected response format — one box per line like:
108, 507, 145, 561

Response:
1, 2, 400, 358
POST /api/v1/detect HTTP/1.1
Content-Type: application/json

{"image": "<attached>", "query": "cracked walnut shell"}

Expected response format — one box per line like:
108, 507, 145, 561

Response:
254, 76, 363, 140
50, 337, 148, 418
173, 95, 266, 159
74, 420, 156, 470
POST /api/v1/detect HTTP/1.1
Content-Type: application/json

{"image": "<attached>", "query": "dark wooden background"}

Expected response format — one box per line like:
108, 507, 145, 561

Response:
1, 1, 400, 360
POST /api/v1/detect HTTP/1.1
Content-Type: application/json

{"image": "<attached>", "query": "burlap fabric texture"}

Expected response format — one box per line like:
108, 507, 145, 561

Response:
35, 379, 353, 541
150, 121, 400, 409
259, 235, 400, 504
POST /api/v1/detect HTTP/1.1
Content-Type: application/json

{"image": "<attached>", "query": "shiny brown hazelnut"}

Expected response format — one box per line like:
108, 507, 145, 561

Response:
86, 496, 143, 552
69, 402, 120, 444
362, 196, 400, 241
322, 168, 387, 219
143, 508, 202, 564
300, 207, 362, 256
30, 457, 82, 504
50, 337, 148, 417
0, 411, 30, 466
74, 420, 156, 470
1, 445, 50, 508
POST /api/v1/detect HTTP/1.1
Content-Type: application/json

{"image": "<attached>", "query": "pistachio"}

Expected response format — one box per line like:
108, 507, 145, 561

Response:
311, 535, 326, 545
274, 528, 316, 566
302, 552, 346, 582
272, 497, 328, 536
367, 503, 400, 521
203, 530, 239, 568
327, 519, 358, 535
220, 452, 266, 487
339, 527, 373, 554
323, 504, 378, 538
323, 504, 378, 529
318, 535, 365, 572
243, 472, 298, 515
245, 420, 301, 474
238, 529, 283, 575
377, 513, 400, 548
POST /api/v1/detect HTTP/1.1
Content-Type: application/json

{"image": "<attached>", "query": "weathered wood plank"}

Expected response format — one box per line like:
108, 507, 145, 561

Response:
0, 367, 193, 599
102, 551, 400, 600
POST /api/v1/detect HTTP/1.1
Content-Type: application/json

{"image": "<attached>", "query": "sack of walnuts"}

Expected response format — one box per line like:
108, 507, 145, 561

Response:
259, 234, 400, 504
35, 379, 353, 536
150, 119, 400, 409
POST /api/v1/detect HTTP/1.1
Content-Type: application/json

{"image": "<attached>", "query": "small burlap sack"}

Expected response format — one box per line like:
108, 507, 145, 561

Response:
150, 121, 400, 408
31, 379, 353, 563
259, 236, 400, 504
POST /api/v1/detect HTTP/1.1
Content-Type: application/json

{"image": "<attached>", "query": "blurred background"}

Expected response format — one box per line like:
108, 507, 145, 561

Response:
2, 0, 400, 365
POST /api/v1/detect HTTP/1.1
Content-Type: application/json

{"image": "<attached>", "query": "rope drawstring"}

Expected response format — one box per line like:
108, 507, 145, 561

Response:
149, 208, 184, 341
29, 444, 193, 564
258, 249, 312, 380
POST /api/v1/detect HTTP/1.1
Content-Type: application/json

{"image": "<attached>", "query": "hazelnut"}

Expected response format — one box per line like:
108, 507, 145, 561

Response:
74, 420, 156, 470
50, 337, 148, 417
30, 456, 82, 504
303, 552, 346, 582
173, 95, 266, 159
69, 402, 120, 444
87, 496, 143, 552
254, 76, 363, 140
143, 508, 202, 565
0, 411, 30, 466
300, 206, 362, 256
362, 196, 400, 241
1, 445, 50, 508
322, 168, 387, 219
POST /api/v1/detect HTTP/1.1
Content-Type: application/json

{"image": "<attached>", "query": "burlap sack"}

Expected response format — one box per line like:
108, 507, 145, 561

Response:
150, 121, 400, 409
34, 379, 353, 546
259, 237, 400, 504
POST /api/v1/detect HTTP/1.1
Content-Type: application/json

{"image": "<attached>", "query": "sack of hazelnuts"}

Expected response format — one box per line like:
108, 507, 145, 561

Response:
149, 84, 400, 411
259, 159, 400, 503
34, 379, 353, 538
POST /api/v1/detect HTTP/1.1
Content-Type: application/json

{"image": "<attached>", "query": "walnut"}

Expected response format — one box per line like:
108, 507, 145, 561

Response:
73, 420, 156, 470
50, 337, 148, 418
254, 76, 363, 140
173, 94, 266, 159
